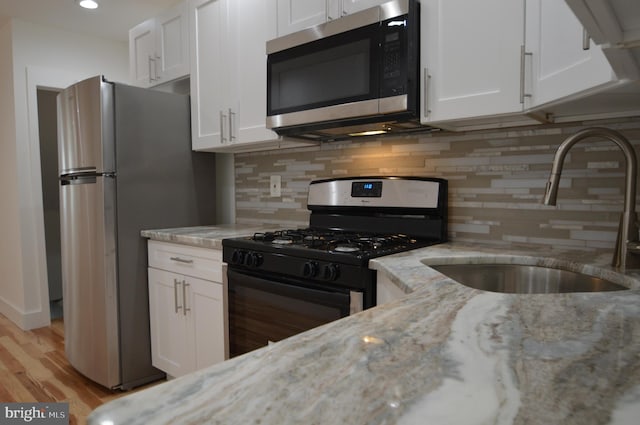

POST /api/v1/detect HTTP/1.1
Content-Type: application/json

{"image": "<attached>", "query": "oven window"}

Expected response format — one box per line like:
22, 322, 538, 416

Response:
267, 23, 379, 116
228, 269, 351, 357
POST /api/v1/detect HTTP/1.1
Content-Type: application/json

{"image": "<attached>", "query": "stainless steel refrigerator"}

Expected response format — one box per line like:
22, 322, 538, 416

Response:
57, 75, 216, 390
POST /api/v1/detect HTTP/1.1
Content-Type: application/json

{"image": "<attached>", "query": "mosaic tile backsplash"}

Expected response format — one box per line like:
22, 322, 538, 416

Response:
234, 117, 640, 252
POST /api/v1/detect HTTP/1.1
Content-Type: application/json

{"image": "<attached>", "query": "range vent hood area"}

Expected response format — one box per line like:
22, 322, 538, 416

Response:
566, 0, 640, 79
273, 115, 438, 142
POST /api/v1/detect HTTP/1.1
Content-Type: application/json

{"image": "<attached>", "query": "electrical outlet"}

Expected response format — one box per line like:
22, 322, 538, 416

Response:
270, 175, 281, 197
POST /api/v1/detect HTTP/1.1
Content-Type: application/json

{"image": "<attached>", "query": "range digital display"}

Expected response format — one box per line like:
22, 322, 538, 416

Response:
351, 181, 383, 197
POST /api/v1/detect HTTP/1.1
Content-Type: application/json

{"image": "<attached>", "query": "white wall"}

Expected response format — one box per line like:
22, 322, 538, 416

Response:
0, 18, 24, 324
0, 18, 129, 329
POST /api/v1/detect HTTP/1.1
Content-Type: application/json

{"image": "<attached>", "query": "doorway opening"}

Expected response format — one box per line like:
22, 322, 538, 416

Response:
37, 88, 63, 320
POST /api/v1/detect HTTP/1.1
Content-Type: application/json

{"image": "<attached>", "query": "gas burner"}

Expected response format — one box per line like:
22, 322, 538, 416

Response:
334, 244, 361, 253
272, 237, 294, 245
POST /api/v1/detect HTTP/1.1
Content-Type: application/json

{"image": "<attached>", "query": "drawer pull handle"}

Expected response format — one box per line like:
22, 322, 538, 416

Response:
170, 256, 194, 264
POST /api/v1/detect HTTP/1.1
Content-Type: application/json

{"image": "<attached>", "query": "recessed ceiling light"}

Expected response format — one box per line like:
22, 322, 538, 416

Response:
78, 0, 99, 9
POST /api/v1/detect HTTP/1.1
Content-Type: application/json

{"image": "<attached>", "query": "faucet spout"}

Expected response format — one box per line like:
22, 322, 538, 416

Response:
543, 127, 639, 270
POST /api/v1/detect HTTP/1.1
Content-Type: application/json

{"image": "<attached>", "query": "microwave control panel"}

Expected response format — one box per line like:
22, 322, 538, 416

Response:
380, 14, 411, 98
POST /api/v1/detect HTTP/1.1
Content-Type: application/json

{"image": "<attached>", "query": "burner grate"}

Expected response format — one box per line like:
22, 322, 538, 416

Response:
252, 229, 418, 256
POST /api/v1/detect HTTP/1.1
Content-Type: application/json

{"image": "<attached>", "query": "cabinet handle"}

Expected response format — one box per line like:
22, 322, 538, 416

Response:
220, 110, 228, 143
173, 279, 182, 314
182, 280, 191, 316
582, 27, 590, 50
519, 45, 532, 104
228, 108, 236, 141
423, 67, 430, 119
170, 256, 193, 264
148, 55, 155, 82
154, 54, 161, 80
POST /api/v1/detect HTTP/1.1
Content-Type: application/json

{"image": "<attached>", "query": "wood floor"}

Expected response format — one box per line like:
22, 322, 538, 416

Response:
0, 313, 159, 424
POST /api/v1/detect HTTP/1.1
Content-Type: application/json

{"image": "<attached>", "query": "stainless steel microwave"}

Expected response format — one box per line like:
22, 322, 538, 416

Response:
266, 0, 426, 141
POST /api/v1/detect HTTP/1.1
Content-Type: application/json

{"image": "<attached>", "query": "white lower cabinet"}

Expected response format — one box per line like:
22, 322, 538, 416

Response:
147, 240, 226, 378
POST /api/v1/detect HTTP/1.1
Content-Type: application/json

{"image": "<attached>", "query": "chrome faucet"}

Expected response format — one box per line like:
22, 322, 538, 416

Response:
543, 127, 640, 270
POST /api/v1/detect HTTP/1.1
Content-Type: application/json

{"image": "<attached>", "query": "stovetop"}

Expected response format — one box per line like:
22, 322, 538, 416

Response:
257, 228, 422, 253
223, 228, 439, 265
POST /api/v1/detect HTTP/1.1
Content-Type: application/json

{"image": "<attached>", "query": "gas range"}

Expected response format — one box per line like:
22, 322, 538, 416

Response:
223, 176, 448, 290
222, 176, 447, 357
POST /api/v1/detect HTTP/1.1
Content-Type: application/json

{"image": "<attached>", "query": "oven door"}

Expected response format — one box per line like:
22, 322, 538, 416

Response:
227, 268, 362, 358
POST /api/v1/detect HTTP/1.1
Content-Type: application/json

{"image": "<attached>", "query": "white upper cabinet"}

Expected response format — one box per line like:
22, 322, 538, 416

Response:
565, 0, 640, 80
155, 3, 190, 82
129, 1, 189, 87
420, 0, 528, 128
524, 0, 616, 109
420, 0, 635, 131
190, 0, 307, 152
230, 0, 283, 146
342, 0, 389, 15
129, 20, 155, 87
277, 0, 327, 36
189, 0, 227, 150
276, 0, 388, 36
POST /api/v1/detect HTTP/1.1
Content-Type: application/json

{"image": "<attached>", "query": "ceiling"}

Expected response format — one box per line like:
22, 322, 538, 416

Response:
0, 0, 181, 42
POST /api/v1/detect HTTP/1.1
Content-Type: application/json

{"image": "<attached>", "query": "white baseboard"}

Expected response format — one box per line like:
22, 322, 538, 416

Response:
0, 295, 51, 330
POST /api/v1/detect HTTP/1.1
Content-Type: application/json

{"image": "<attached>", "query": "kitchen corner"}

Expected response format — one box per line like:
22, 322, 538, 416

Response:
89, 240, 640, 425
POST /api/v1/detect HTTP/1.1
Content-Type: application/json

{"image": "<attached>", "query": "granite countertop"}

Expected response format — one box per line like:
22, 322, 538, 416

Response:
140, 224, 282, 249
90, 240, 640, 425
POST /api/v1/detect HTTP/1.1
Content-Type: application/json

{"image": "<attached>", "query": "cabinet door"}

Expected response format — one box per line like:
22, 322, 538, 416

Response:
189, 0, 229, 151
129, 19, 156, 87
525, 0, 615, 108
276, 0, 327, 36
341, 0, 387, 15
148, 268, 192, 377
420, 0, 524, 123
155, 1, 190, 83
230, 0, 279, 145
187, 276, 226, 369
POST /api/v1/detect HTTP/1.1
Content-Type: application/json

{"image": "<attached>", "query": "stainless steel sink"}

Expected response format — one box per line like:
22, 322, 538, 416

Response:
430, 263, 628, 294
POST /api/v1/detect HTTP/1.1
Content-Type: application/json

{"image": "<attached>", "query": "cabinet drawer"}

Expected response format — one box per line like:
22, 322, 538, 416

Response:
148, 240, 222, 282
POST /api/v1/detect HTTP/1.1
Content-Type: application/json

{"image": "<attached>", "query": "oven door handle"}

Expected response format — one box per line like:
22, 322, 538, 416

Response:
227, 268, 351, 310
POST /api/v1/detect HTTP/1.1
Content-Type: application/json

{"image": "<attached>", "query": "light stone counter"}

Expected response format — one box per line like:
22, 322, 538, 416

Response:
89, 242, 640, 425
140, 224, 281, 249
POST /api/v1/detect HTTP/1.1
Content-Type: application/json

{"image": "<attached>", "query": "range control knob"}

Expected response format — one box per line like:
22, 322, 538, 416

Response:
246, 252, 263, 267
322, 264, 340, 281
302, 261, 319, 277
231, 250, 245, 265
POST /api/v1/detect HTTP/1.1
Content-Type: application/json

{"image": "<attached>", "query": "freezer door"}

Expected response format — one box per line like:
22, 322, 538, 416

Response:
60, 173, 120, 388
57, 75, 114, 175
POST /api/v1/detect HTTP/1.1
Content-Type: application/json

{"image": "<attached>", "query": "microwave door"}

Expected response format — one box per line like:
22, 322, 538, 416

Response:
266, 23, 381, 128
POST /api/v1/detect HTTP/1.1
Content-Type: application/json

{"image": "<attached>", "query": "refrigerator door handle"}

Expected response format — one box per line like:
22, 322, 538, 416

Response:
60, 172, 116, 185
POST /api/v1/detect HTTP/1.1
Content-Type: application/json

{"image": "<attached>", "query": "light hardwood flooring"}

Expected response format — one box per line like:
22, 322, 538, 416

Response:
0, 313, 160, 424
